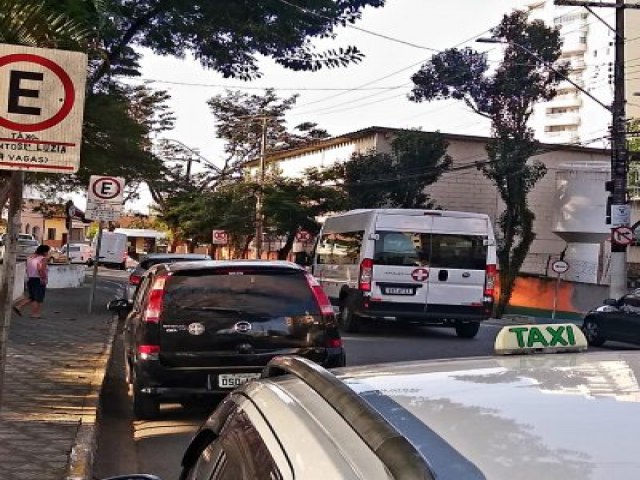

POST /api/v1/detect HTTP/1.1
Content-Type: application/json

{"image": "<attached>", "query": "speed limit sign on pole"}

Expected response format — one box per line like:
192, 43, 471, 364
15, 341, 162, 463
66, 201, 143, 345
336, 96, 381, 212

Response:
212, 230, 228, 245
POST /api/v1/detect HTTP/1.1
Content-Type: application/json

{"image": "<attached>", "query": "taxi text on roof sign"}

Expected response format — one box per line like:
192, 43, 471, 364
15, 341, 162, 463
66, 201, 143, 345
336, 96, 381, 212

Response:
494, 323, 588, 355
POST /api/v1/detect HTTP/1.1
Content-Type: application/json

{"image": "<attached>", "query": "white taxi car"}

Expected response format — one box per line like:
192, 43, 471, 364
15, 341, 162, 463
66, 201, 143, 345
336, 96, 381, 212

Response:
109, 324, 640, 480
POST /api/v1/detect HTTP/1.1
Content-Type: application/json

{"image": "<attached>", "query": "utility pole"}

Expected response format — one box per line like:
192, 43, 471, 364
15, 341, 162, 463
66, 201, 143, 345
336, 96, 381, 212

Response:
0, 172, 23, 404
555, 0, 640, 299
255, 116, 269, 260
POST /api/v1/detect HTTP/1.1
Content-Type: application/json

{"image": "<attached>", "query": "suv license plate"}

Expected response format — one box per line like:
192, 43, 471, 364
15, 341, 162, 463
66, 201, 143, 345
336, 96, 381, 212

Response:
384, 287, 414, 295
217, 373, 261, 389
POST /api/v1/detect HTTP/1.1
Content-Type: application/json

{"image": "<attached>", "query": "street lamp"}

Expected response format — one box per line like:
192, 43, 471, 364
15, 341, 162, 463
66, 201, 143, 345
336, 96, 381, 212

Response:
477, 36, 629, 299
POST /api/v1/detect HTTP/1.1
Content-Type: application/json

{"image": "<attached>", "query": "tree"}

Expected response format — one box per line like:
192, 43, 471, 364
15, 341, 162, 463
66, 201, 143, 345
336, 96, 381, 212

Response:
317, 130, 451, 209
207, 88, 331, 177
264, 176, 346, 259
89, 0, 386, 86
409, 10, 566, 317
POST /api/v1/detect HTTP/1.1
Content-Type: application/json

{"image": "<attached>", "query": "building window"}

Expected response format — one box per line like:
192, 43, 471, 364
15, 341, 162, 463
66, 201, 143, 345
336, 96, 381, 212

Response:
25, 223, 30, 234
47, 228, 56, 241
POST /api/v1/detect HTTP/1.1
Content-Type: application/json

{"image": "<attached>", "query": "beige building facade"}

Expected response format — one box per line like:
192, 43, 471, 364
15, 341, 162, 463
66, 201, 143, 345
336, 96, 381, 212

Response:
257, 127, 612, 284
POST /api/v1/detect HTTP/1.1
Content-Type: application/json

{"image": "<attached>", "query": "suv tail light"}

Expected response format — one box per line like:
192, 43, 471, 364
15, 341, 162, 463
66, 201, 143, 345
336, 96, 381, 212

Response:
138, 344, 160, 360
305, 273, 335, 316
359, 258, 374, 292
129, 274, 142, 286
484, 264, 496, 298
143, 274, 169, 323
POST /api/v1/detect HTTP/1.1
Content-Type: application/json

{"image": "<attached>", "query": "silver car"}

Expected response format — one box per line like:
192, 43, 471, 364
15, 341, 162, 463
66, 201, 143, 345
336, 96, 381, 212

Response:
149, 324, 637, 480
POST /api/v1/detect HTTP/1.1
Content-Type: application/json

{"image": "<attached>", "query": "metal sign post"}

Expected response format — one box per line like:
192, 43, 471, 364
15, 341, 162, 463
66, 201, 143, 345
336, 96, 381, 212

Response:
551, 260, 569, 320
88, 221, 104, 314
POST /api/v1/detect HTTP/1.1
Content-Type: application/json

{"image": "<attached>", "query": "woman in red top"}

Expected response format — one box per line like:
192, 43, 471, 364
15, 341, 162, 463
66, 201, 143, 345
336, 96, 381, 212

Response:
13, 245, 51, 318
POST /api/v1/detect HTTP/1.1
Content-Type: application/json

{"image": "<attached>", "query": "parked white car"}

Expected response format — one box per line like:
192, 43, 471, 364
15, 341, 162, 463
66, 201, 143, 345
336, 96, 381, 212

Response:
59, 243, 94, 264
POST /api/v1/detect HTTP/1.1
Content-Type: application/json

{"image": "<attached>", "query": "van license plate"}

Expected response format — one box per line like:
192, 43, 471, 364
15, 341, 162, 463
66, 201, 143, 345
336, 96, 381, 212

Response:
383, 287, 414, 295
217, 373, 261, 389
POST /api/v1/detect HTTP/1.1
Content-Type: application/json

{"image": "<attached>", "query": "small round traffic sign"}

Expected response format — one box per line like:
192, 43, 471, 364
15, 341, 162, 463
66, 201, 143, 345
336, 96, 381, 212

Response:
91, 177, 122, 200
612, 226, 634, 246
411, 268, 429, 282
552, 260, 569, 275
296, 231, 312, 242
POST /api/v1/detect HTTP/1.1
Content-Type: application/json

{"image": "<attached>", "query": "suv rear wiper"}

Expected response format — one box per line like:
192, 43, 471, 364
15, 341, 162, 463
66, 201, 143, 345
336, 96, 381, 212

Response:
181, 306, 245, 314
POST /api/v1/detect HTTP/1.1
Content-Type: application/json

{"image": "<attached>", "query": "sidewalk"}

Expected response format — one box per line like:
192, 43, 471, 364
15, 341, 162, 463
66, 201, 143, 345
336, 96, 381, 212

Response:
0, 283, 117, 480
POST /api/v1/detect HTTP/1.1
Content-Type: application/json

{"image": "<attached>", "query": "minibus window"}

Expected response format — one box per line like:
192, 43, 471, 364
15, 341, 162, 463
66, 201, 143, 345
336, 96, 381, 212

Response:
374, 231, 487, 270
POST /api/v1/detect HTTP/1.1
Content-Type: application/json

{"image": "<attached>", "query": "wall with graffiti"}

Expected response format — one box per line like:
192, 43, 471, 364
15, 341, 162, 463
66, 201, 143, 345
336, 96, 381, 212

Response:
498, 275, 609, 319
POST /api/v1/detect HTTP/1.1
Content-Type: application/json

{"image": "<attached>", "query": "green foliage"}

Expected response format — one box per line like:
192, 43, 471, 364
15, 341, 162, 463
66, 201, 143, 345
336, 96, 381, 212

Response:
207, 88, 331, 174
318, 130, 451, 209
90, 0, 386, 85
0, 0, 92, 50
409, 10, 565, 317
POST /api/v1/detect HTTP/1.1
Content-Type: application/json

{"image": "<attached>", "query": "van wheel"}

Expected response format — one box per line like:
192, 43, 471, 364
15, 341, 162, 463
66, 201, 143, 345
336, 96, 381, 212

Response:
132, 371, 159, 420
455, 322, 480, 339
339, 300, 361, 333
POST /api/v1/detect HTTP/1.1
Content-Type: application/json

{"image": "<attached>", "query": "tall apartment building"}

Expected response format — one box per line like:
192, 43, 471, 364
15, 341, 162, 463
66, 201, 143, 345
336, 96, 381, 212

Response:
522, 1, 640, 148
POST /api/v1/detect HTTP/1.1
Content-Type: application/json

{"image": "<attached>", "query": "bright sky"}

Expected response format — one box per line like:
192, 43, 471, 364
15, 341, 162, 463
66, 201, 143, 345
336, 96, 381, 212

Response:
115, 0, 526, 211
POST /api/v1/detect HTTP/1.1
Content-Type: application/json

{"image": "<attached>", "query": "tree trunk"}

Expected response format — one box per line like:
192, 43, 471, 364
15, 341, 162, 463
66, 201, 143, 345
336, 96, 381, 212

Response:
278, 231, 296, 260
241, 235, 254, 259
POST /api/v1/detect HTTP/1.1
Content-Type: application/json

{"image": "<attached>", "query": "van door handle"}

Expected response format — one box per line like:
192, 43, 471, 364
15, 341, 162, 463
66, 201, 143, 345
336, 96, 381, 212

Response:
438, 270, 449, 282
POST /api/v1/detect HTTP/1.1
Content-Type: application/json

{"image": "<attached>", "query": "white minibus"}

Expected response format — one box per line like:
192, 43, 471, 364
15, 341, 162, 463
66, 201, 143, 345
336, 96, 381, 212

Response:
312, 209, 497, 338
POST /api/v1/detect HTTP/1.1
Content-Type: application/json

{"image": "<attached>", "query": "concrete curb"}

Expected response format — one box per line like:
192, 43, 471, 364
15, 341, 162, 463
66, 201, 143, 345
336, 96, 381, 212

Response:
64, 316, 118, 480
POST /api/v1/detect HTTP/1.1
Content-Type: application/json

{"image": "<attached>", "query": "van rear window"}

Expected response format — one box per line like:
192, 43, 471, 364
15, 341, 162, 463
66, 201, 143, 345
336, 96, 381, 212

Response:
374, 232, 487, 270
164, 269, 320, 317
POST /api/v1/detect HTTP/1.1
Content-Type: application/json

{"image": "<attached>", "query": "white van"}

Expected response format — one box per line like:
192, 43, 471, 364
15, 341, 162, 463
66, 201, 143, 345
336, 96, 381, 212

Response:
60, 243, 94, 264
92, 231, 128, 269
312, 209, 497, 338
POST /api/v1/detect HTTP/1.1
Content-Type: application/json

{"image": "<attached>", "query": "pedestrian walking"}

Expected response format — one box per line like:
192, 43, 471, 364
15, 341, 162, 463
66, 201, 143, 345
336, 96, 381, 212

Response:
13, 244, 51, 318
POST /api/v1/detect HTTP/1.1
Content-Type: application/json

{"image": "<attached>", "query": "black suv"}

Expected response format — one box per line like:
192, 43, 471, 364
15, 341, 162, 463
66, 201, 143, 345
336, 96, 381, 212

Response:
122, 260, 345, 419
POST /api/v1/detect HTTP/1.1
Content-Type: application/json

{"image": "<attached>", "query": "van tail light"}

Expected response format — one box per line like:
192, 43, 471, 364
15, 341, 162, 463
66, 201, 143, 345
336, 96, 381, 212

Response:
138, 344, 160, 360
305, 273, 335, 316
143, 274, 169, 323
484, 264, 497, 298
326, 337, 342, 348
129, 274, 142, 286
359, 258, 374, 292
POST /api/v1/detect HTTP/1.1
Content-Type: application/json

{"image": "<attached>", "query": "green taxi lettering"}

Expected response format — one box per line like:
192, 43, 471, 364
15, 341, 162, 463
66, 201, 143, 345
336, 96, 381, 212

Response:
508, 325, 577, 348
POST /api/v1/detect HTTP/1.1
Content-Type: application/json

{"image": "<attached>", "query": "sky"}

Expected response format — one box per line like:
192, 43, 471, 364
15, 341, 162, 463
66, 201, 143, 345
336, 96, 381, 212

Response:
114, 0, 527, 212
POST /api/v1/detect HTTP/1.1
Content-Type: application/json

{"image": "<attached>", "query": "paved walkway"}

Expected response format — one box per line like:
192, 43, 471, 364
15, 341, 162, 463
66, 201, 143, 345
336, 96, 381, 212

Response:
0, 283, 117, 480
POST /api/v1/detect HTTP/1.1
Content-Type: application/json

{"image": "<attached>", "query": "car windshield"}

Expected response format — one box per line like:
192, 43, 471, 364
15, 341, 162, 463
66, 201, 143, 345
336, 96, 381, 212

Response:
140, 256, 208, 270
18, 239, 38, 246
164, 268, 319, 318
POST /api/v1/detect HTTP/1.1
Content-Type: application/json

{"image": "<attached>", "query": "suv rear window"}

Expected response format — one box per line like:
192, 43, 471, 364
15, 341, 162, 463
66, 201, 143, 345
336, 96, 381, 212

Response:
164, 268, 319, 316
374, 231, 487, 270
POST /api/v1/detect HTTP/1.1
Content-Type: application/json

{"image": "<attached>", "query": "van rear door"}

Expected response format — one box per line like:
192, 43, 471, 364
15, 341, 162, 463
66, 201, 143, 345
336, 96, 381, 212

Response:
371, 215, 433, 311
425, 216, 488, 313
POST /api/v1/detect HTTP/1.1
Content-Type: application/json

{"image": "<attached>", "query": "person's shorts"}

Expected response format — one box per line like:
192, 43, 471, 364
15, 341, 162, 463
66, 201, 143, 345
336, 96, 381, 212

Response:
26, 278, 46, 303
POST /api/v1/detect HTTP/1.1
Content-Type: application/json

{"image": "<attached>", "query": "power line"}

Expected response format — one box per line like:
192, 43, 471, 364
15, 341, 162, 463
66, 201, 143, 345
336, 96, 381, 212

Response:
295, 84, 410, 116
276, 0, 441, 53
138, 79, 406, 91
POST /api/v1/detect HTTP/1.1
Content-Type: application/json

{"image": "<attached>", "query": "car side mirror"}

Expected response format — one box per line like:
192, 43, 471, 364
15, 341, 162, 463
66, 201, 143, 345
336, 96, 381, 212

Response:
603, 298, 618, 307
107, 298, 132, 313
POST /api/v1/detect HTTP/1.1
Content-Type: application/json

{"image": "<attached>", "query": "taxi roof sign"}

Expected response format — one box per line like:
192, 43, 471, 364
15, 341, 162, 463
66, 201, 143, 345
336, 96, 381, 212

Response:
494, 323, 587, 355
